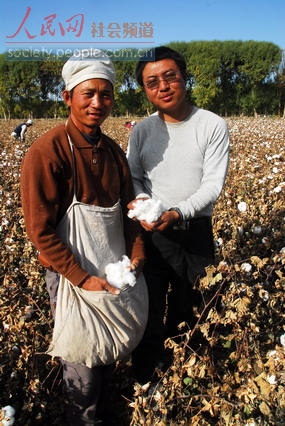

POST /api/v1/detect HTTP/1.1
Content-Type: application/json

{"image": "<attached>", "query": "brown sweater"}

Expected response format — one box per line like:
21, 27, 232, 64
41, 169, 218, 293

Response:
20, 117, 144, 286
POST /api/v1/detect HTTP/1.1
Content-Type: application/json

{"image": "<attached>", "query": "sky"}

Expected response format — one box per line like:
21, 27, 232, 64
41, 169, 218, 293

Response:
0, 0, 284, 56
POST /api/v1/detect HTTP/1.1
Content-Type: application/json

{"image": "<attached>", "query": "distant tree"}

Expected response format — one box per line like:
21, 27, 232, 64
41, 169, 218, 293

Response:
0, 55, 14, 119
0, 42, 283, 118
213, 41, 243, 116
0, 53, 64, 118
237, 41, 281, 116
167, 40, 282, 116
276, 51, 285, 117
113, 56, 156, 116
187, 41, 222, 110
38, 59, 65, 117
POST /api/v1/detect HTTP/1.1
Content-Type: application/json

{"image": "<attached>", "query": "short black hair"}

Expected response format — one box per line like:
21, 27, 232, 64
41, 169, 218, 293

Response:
135, 46, 187, 87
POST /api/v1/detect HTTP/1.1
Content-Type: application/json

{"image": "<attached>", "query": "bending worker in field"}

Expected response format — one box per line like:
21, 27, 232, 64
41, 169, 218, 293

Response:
127, 46, 230, 382
21, 49, 147, 425
11, 119, 33, 142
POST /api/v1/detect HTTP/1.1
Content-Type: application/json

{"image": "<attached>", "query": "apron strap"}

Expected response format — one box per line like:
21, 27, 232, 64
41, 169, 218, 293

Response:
65, 131, 78, 202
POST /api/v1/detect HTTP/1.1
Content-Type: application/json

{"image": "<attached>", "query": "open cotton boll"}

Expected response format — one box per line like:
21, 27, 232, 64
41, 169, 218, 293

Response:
237, 201, 247, 212
1, 406, 15, 425
267, 374, 277, 385
105, 255, 136, 289
2, 418, 15, 426
2, 406, 15, 418
128, 199, 164, 223
241, 262, 252, 273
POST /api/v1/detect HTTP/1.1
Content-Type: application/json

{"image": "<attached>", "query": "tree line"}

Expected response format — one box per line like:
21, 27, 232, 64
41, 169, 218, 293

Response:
0, 40, 284, 119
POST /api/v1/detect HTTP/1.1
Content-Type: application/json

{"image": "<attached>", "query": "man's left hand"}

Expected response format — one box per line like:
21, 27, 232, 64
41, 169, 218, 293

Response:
143, 210, 180, 232
130, 257, 145, 277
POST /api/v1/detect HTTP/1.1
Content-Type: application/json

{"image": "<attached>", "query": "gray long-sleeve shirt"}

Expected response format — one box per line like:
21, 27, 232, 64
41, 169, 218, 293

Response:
127, 106, 230, 220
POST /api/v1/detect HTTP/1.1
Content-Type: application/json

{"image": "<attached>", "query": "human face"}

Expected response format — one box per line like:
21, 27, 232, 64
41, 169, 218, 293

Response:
63, 78, 113, 134
142, 59, 188, 122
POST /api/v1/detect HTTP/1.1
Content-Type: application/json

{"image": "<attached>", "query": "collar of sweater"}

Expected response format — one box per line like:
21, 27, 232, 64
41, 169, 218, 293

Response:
66, 116, 105, 149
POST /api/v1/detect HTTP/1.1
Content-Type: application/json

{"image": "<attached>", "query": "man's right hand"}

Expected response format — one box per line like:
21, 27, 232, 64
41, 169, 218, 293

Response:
80, 276, 120, 295
127, 197, 159, 231
127, 198, 151, 231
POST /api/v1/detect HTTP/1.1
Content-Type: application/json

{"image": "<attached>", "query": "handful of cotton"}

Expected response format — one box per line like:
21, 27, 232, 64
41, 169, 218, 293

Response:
105, 255, 136, 289
128, 198, 164, 224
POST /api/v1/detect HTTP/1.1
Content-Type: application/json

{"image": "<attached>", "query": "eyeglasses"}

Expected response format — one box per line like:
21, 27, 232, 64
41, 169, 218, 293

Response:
144, 71, 181, 90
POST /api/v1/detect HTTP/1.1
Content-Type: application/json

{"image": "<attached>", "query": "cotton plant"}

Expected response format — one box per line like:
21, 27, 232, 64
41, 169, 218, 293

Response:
273, 181, 285, 193
241, 263, 252, 273
105, 255, 136, 289
0, 405, 15, 425
252, 226, 262, 235
259, 289, 269, 301
215, 238, 223, 246
267, 350, 279, 360
2, 115, 285, 424
237, 201, 247, 212
237, 226, 244, 236
267, 374, 277, 385
128, 198, 165, 224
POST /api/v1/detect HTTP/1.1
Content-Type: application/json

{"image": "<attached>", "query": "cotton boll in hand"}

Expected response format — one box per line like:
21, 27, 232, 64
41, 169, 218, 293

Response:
105, 255, 136, 289
128, 199, 164, 223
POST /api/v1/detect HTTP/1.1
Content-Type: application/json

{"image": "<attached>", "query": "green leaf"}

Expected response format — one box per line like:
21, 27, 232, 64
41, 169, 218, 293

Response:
222, 340, 232, 349
244, 405, 253, 416
183, 377, 193, 386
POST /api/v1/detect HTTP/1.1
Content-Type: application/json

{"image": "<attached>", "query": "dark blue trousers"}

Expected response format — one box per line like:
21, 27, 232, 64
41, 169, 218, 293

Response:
132, 217, 214, 382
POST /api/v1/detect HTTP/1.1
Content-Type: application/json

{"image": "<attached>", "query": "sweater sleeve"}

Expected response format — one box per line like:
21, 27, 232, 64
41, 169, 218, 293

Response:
177, 119, 230, 219
20, 144, 90, 286
126, 130, 150, 199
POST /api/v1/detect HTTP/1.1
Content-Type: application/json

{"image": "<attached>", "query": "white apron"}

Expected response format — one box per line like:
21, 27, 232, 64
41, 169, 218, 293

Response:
46, 136, 148, 367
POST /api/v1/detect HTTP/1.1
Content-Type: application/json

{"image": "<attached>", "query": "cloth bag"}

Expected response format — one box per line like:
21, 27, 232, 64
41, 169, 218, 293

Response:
47, 138, 148, 367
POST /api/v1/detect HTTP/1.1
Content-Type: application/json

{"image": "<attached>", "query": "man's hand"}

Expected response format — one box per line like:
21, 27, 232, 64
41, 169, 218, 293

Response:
127, 197, 152, 230
141, 210, 180, 232
130, 256, 145, 277
80, 276, 120, 294
127, 199, 180, 232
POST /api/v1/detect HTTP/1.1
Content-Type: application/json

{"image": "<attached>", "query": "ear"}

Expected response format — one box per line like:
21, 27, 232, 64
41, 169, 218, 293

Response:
62, 90, 72, 107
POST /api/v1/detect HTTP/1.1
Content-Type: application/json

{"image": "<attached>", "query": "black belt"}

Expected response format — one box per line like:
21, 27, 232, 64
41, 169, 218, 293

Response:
173, 216, 211, 231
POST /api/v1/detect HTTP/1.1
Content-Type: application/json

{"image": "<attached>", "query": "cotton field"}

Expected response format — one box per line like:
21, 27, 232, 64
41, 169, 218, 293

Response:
0, 116, 284, 425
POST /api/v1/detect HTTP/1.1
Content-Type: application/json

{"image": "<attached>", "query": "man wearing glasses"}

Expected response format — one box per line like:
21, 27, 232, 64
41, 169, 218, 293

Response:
127, 46, 229, 382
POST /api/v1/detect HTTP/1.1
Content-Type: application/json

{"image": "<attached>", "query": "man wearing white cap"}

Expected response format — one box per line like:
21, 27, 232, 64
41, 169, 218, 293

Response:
11, 118, 33, 142
21, 49, 145, 425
